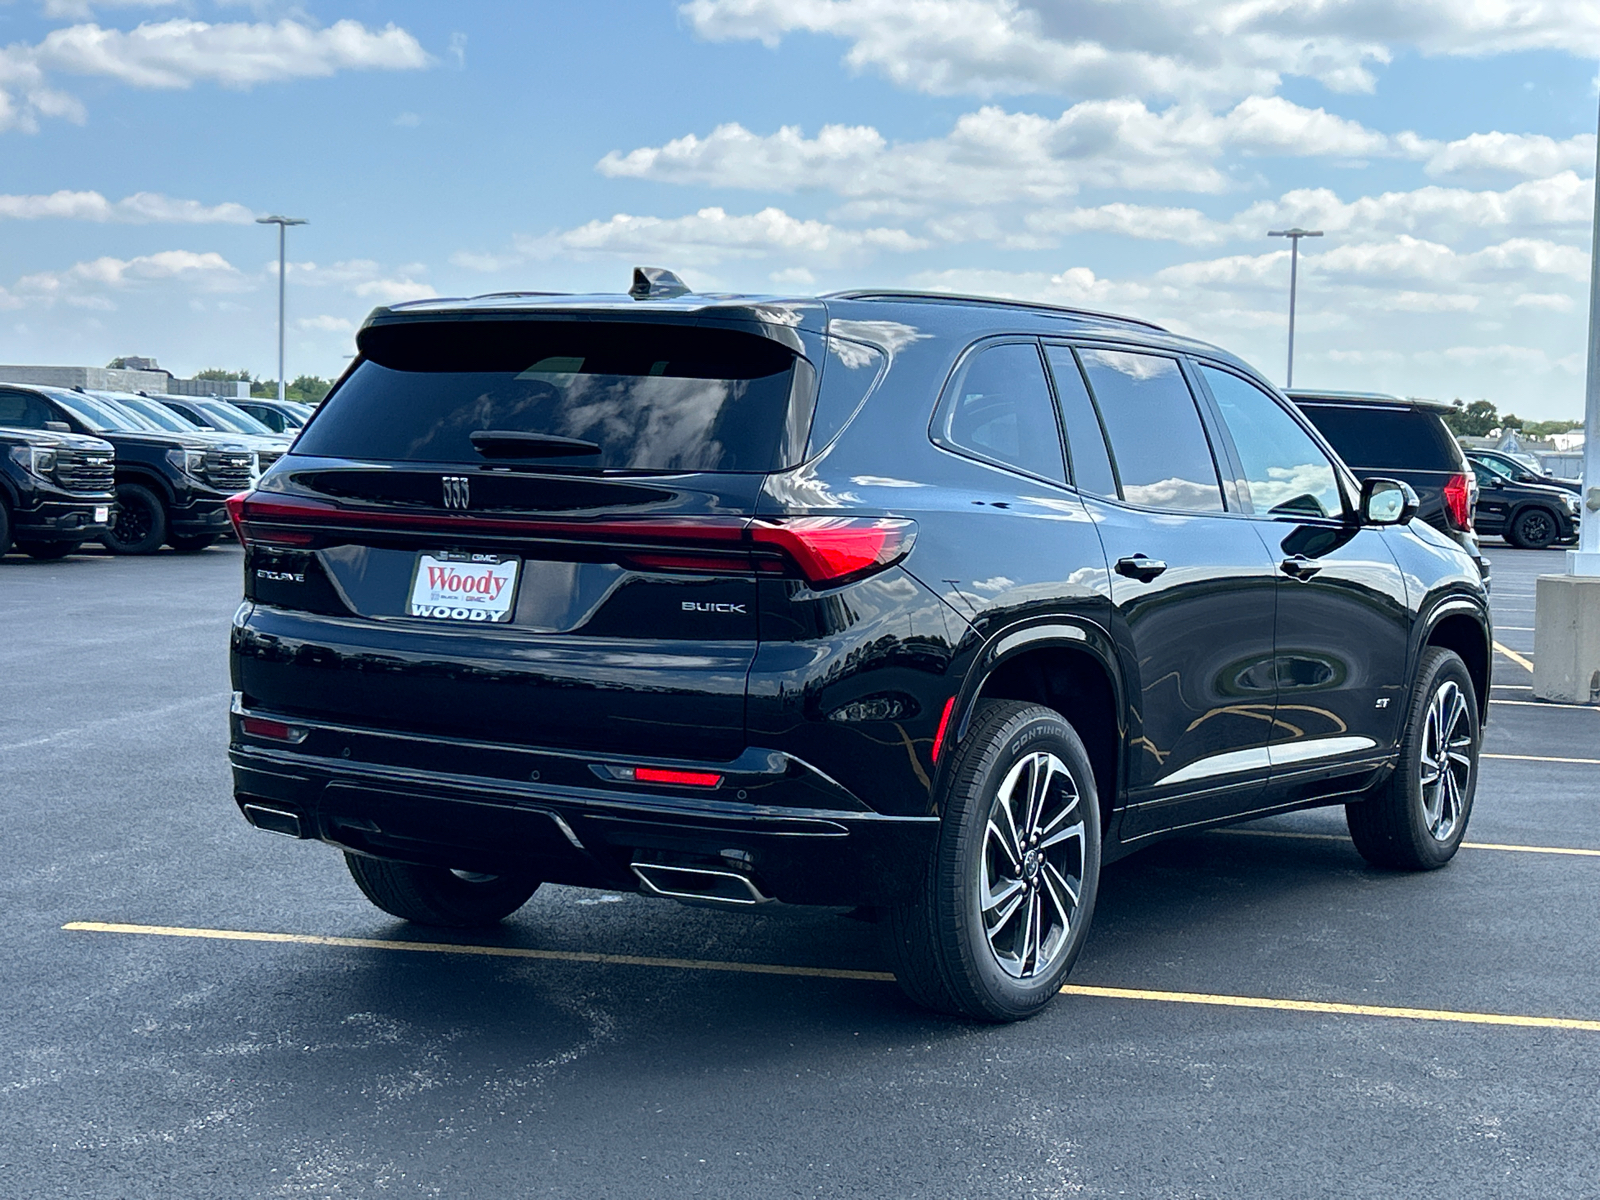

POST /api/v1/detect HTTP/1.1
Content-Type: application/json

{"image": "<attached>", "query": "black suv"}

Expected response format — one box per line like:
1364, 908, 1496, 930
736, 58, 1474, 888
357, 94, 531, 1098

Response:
4, 385, 255, 554
1288, 391, 1489, 581
1467, 455, 1581, 549
0, 391, 115, 559
228, 280, 1491, 1021
1466, 448, 1580, 496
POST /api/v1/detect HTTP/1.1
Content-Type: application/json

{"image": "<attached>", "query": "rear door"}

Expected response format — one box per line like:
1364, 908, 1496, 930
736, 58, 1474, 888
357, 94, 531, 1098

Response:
235, 316, 816, 762
1044, 345, 1279, 839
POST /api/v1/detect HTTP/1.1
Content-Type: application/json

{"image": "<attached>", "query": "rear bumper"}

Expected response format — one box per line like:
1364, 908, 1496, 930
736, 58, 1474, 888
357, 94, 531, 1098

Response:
12, 496, 115, 542
228, 705, 939, 908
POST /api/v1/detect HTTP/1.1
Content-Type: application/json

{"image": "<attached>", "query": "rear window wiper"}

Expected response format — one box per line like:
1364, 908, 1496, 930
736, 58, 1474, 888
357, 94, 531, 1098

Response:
469, 430, 601, 458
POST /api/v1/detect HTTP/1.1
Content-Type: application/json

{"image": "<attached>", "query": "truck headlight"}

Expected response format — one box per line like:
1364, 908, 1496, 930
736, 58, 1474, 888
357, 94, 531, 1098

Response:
165, 448, 207, 480
8, 445, 56, 480
1565, 493, 1583, 516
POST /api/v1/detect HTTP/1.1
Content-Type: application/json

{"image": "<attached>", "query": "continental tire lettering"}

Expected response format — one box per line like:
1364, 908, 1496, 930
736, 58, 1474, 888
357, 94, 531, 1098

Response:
1009, 725, 1054, 756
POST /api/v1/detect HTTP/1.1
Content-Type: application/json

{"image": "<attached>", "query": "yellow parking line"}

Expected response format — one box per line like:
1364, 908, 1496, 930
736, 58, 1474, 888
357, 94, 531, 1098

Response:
1483, 752, 1600, 765
1495, 641, 1535, 672
1057, 985, 1600, 1033
59, 921, 894, 981
1214, 828, 1600, 857
63, 920, 1600, 1034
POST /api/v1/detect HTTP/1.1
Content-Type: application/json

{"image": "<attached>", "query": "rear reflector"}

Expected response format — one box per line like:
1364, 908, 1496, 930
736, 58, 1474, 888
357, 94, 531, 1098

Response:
240, 715, 309, 744
605, 765, 724, 788
1443, 473, 1473, 531
931, 696, 957, 763
750, 517, 916, 586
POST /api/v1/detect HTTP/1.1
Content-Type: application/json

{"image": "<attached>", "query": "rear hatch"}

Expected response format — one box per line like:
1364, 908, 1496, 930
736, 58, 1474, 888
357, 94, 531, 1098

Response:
232, 314, 818, 762
1295, 401, 1473, 534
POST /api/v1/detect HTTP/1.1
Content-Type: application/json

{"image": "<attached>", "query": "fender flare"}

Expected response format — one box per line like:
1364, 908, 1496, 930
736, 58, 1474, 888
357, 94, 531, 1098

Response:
938, 613, 1127, 797
114, 466, 177, 506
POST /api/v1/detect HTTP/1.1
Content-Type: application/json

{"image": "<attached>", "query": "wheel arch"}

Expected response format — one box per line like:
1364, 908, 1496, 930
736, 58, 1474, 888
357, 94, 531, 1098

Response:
1420, 600, 1491, 721
114, 467, 176, 505
948, 618, 1125, 835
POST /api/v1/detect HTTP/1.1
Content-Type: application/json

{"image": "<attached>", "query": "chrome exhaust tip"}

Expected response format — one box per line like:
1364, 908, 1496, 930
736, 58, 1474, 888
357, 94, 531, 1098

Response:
242, 803, 307, 839
631, 861, 772, 907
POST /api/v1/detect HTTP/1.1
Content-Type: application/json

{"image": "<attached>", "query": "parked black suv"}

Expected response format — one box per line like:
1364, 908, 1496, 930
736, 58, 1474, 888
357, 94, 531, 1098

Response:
1466, 448, 1581, 496
0, 390, 115, 558
228, 280, 1491, 1020
1288, 391, 1489, 582
1467, 456, 1581, 548
6, 385, 254, 554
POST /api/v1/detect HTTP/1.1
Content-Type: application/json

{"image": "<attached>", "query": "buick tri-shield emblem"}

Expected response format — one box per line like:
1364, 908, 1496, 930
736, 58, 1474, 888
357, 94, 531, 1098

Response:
442, 475, 470, 510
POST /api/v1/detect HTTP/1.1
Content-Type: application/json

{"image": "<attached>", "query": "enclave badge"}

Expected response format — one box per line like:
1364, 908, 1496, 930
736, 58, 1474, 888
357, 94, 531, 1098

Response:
442, 475, 470, 510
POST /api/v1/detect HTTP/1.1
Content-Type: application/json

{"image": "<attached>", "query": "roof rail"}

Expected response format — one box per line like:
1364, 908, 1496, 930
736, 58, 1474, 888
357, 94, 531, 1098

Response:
468, 291, 572, 301
823, 289, 1167, 333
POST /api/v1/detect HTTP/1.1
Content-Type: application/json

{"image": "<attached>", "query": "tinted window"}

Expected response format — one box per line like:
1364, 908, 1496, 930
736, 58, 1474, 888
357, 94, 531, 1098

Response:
807, 337, 885, 456
1202, 366, 1343, 519
1296, 404, 1461, 472
241, 404, 289, 433
933, 341, 1066, 483
50, 392, 152, 432
1078, 349, 1223, 512
0, 390, 54, 429
297, 321, 812, 472
1472, 455, 1516, 481
1043, 347, 1117, 497
106, 394, 199, 432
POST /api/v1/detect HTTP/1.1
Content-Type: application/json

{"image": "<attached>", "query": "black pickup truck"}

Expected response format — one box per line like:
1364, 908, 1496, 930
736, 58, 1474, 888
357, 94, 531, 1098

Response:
0, 391, 116, 559
2, 384, 254, 554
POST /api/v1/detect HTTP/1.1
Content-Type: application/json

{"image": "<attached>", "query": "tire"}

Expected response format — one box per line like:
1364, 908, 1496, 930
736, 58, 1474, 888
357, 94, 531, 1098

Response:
1346, 647, 1479, 870
102, 483, 167, 555
1506, 506, 1558, 550
168, 533, 217, 553
16, 540, 81, 560
881, 700, 1102, 1021
344, 853, 540, 927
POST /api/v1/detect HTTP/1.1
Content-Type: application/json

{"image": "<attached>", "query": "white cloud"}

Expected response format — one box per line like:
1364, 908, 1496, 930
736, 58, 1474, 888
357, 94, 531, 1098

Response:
681, 0, 1600, 102
1421, 131, 1594, 180
0, 189, 255, 222
295, 314, 357, 333
41, 0, 182, 19
601, 96, 1405, 208
468, 206, 928, 270
16, 249, 246, 306
1027, 202, 1224, 245
1514, 292, 1576, 311
283, 258, 438, 306
0, 17, 429, 132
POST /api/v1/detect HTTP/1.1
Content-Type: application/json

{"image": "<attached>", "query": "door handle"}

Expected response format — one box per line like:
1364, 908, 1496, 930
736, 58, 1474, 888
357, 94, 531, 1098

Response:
1115, 554, 1168, 582
1280, 555, 1322, 581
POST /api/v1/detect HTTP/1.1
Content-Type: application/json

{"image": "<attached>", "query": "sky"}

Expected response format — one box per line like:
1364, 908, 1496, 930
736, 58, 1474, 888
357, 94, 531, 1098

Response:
0, 1, 1598, 419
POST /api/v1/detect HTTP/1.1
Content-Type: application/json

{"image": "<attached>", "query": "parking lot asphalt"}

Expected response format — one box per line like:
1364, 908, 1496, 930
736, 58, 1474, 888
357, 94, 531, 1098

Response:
3, 540, 1598, 1199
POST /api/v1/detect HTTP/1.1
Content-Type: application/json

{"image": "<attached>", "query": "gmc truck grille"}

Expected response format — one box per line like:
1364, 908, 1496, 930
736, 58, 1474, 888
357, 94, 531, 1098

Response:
256, 449, 283, 475
54, 450, 115, 495
205, 451, 255, 493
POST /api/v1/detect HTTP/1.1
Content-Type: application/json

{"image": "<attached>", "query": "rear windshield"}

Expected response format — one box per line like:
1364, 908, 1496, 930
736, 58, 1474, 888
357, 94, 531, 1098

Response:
297, 320, 814, 472
1296, 403, 1462, 472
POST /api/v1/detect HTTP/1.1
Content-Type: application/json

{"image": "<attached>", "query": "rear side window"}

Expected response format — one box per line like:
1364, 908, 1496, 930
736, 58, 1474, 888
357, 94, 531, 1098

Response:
298, 321, 815, 472
1297, 404, 1461, 472
932, 341, 1066, 484
1078, 349, 1224, 512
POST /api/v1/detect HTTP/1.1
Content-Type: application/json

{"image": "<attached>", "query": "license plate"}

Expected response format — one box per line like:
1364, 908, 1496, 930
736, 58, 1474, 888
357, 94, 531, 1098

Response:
408, 553, 520, 623
93, 506, 109, 522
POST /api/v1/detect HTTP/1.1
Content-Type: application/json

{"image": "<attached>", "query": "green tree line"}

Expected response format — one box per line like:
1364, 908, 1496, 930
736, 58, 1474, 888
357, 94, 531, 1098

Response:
1437, 398, 1581, 439
194, 368, 333, 404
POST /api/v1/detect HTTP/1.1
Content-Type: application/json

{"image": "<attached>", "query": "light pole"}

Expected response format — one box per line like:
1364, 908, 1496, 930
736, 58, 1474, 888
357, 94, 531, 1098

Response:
1268, 227, 1322, 389
256, 215, 307, 402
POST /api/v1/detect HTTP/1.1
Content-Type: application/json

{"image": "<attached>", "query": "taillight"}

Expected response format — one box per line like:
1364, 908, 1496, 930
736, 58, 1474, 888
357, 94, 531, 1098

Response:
240, 715, 308, 744
608, 765, 723, 788
228, 491, 319, 547
749, 517, 916, 586
1443, 473, 1473, 531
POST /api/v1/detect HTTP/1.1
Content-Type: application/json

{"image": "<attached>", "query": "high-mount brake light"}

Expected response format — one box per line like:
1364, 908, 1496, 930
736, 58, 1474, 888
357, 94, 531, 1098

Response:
1442, 473, 1473, 532
749, 517, 916, 586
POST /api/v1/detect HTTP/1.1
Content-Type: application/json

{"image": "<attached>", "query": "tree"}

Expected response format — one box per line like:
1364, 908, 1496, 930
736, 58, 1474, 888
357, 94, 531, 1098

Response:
1441, 399, 1499, 436
195, 368, 254, 382
1522, 419, 1583, 438
1500, 413, 1524, 431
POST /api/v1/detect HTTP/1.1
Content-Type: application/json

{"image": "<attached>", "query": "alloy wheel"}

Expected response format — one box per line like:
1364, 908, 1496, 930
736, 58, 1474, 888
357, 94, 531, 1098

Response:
1419, 679, 1474, 841
979, 750, 1087, 979
112, 497, 154, 547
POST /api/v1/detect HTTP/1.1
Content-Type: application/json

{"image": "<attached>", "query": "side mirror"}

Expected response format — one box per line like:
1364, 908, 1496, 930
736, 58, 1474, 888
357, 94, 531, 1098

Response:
44, 420, 71, 432
1361, 478, 1419, 526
